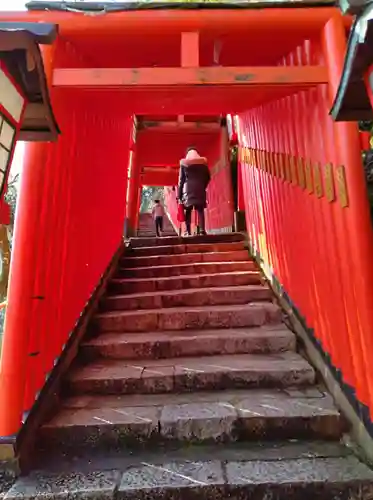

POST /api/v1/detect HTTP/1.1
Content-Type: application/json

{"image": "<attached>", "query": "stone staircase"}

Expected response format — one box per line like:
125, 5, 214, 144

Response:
7, 234, 373, 499
137, 212, 176, 237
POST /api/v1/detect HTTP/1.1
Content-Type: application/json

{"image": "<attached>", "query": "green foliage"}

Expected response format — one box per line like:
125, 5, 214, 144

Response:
359, 121, 373, 133
0, 173, 19, 341
140, 186, 165, 212
5, 173, 19, 249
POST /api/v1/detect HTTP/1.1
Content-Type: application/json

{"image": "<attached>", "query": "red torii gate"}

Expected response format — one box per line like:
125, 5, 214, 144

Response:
1, 4, 373, 471
127, 118, 225, 235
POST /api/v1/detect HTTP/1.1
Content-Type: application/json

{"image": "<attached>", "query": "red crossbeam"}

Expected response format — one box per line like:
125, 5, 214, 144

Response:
53, 66, 328, 88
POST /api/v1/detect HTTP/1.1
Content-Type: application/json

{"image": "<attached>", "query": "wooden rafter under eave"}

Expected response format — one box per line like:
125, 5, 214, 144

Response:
53, 66, 328, 88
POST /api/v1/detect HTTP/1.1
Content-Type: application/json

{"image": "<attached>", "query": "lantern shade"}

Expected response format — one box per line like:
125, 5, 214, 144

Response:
330, 10, 373, 122
0, 23, 59, 141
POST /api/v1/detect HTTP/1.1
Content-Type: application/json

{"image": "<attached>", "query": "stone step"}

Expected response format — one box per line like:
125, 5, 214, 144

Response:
94, 302, 282, 333
141, 216, 172, 220
138, 225, 174, 231
122, 249, 249, 268
8, 442, 373, 499
39, 388, 346, 451
102, 285, 272, 311
137, 233, 176, 238
139, 220, 173, 225
139, 228, 174, 232
109, 270, 262, 294
126, 241, 245, 257
139, 223, 174, 228
119, 261, 255, 279
138, 228, 175, 232
129, 233, 245, 248
66, 351, 315, 396
81, 325, 295, 360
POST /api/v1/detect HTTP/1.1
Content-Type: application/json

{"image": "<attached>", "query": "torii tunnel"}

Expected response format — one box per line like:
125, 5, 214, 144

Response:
1, 0, 373, 457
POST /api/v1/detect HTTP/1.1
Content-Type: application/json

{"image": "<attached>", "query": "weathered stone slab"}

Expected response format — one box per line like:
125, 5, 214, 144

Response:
141, 365, 175, 394
172, 352, 315, 392
108, 270, 261, 295
160, 402, 237, 442
40, 388, 344, 452
0, 469, 15, 500
67, 352, 315, 396
226, 456, 373, 485
42, 406, 160, 448
236, 391, 345, 439
102, 285, 271, 312
34, 441, 356, 476
118, 461, 225, 500
81, 325, 295, 361
120, 261, 255, 279
125, 241, 245, 258
129, 233, 245, 248
119, 456, 373, 500
122, 249, 249, 268
68, 362, 144, 395
95, 302, 282, 334
5, 471, 120, 500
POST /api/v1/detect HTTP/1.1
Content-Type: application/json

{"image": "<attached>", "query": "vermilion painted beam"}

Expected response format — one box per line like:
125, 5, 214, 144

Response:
141, 173, 178, 186
139, 122, 220, 133
53, 66, 328, 87
145, 166, 177, 169
142, 166, 179, 171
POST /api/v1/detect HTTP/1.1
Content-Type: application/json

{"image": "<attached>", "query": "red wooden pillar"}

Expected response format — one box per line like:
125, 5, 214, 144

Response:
134, 185, 142, 232
0, 143, 47, 436
323, 14, 373, 407
220, 125, 235, 230
234, 117, 246, 216
127, 151, 140, 236
179, 31, 199, 234
237, 160, 245, 211
0, 60, 42, 436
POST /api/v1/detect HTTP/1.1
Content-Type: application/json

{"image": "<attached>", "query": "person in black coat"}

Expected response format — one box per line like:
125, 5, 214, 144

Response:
178, 147, 211, 236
